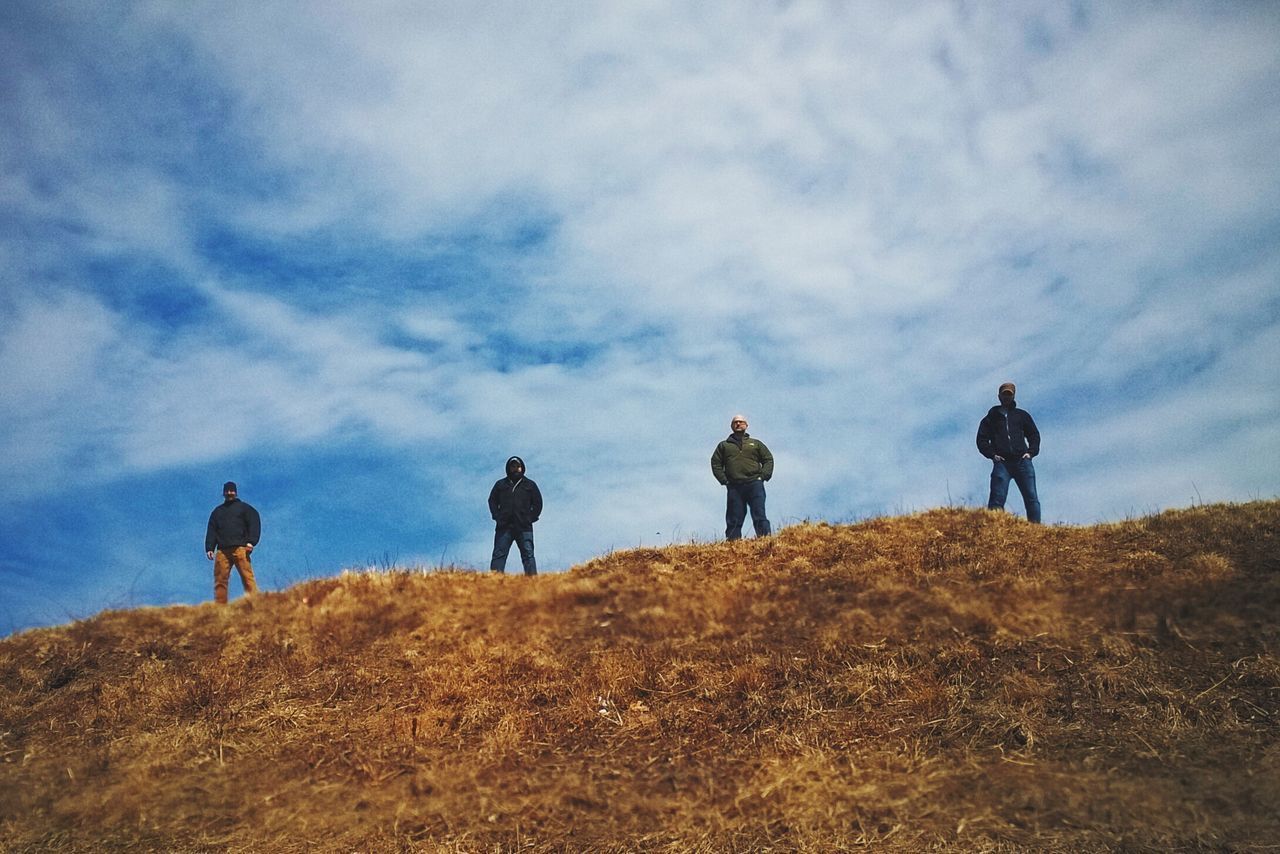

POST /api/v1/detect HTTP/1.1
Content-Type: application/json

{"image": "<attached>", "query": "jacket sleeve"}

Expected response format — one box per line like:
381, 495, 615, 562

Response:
529, 482, 543, 524
205, 511, 218, 553
1024, 412, 1041, 457
247, 505, 261, 546
487, 482, 501, 520
975, 416, 994, 458
710, 444, 727, 485
759, 442, 774, 481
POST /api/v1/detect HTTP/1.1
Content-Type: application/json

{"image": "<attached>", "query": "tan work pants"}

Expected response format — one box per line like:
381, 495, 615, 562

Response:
213, 546, 258, 604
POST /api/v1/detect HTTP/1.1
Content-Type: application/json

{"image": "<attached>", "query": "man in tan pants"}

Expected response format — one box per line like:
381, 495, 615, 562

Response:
204, 481, 261, 603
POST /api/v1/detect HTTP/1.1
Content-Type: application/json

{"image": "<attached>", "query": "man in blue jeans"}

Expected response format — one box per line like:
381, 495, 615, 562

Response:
976, 382, 1042, 523
487, 455, 542, 574
711, 414, 775, 540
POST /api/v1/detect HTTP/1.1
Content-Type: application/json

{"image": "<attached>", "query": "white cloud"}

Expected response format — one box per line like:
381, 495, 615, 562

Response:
0, 291, 135, 486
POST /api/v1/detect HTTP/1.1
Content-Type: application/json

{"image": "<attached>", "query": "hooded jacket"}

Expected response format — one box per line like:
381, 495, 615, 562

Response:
976, 402, 1041, 461
205, 498, 261, 552
711, 433, 775, 485
488, 456, 543, 531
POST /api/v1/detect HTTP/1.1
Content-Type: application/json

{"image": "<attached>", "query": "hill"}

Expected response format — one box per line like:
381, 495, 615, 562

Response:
1, 502, 1278, 851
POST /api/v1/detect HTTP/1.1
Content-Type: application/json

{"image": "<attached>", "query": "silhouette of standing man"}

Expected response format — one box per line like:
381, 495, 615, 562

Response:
488, 456, 542, 575
205, 481, 261, 603
711, 414, 774, 540
976, 382, 1042, 523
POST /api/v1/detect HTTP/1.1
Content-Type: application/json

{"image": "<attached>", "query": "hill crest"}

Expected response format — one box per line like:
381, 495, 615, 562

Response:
2, 502, 1278, 851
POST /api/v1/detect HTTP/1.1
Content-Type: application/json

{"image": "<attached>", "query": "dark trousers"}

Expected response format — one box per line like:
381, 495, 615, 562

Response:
988, 458, 1042, 523
726, 479, 771, 540
491, 527, 537, 575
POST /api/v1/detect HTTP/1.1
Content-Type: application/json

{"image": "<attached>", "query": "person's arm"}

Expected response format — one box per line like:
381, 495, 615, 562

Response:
976, 417, 995, 459
759, 442, 774, 481
246, 505, 261, 552
710, 444, 728, 485
205, 512, 218, 558
488, 483, 501, 520
1024, 411, 1041, 458
529, 482, 543, 524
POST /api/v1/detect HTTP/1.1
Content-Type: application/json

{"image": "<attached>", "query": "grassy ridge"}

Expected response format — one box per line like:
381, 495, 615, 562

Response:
1, 502, 1278, 851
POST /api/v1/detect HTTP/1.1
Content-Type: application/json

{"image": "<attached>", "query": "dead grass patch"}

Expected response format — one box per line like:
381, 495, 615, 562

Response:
2, 501, 1278, 851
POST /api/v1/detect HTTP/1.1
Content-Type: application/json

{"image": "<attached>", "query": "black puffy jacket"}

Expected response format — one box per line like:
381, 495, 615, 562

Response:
488, 456, 543, 531
205, 498, 261, 552
976, 403, 1041, 460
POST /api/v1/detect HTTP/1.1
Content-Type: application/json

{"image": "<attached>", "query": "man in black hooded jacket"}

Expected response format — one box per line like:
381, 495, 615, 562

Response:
487, 456, 542, 575
976, 381, 1042, 523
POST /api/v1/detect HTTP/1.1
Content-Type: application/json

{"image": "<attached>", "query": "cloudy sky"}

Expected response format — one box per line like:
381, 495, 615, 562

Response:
2, 1, 1278, 633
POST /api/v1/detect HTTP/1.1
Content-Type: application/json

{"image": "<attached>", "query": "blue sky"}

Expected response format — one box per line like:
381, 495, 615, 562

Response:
2, 1, 1278, 634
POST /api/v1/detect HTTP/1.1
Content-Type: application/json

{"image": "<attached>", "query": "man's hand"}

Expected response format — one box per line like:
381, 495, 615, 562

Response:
206, 551, 214, 560
246, 543, 255, 553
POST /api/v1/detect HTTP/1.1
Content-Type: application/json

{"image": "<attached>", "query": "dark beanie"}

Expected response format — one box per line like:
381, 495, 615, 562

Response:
223, 481, 238, 493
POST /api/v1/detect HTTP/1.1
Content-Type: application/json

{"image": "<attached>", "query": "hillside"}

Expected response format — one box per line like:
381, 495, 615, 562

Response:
1, 502, 1278, 852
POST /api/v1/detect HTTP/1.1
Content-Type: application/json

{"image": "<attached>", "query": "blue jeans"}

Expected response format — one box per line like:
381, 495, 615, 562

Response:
726, 480, 771, 540
988, 458, 1041, 523
490, 527, 537, 575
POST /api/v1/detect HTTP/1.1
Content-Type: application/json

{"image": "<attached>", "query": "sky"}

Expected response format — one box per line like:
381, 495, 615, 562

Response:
2, 1, 1278, 634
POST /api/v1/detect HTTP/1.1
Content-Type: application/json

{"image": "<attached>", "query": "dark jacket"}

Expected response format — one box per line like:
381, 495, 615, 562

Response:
488, 456, 543, 531
976, 402, 1041, 460
711, 433, 775, 485
205, 498, 261, 552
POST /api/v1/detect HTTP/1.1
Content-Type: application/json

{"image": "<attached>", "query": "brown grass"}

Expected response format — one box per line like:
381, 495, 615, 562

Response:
1, 501, 1278, 852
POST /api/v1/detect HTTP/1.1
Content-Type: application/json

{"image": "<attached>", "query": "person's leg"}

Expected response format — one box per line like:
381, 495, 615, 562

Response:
1011, 459, 1041, 523
230, 546, 258, 595
490, 528, 514, 572
987, 460, 1012, 511
515, 531, 537, 575
213, 550, 232, 604
725, 483, 747, 540
746, 480, 771, 537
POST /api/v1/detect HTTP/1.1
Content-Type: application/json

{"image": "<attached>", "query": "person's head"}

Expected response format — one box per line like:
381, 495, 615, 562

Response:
730, 414, 749, 435
998, 382, 1016, 405
505, 456, 525, 478
222, 481, 238, 502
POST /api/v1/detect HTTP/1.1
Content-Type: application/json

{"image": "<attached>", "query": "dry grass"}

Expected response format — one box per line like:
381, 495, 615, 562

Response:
1, 501, 1278, 852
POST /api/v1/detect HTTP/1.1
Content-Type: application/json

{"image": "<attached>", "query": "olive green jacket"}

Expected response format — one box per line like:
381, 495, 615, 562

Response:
710, 434, 774, 485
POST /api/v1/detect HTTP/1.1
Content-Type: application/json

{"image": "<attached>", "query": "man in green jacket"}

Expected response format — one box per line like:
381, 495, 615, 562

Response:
710, 414, 774, 540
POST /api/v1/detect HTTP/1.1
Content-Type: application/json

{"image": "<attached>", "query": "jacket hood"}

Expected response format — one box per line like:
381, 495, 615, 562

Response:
505, 456, 526, 477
